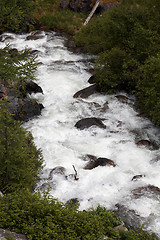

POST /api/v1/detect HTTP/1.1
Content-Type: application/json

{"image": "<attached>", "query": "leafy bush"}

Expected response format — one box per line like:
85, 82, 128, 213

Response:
0, 0, 36, 33
74, 0, 160, 125
40, 10, 86, 34
0, 46, 37, 90
0, 191, 157, 240
0, 99, 43, 193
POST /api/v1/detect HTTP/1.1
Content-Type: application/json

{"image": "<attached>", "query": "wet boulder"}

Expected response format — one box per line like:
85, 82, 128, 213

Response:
136, 140, 151, 147
96, 1, 118, 14
75, 117, 106, 130
114, 204, 143, 230
101, 101, 109, 111
66, 198, 79, 207
88, 75, 96, 84
73, 84, 98, 98
26, 32, 44, 40
84, 157, 116, 170
132, 185, 160, 198
9, 98, 44, 122
24, 81, 43, 95
69, 0, 92, 12
49, 166, 66, 180
60, 0, 69, 9
115, 95, 129, 104
131, 175, 145, 181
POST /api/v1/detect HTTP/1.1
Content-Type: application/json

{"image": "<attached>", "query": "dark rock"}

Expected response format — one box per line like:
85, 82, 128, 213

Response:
82, 154, 97, 162
84, 157, 116, 170
115, 95, 129, 104
0, 34, 14, 42
132, 185, 160, 198
117, 121, 123, 127
64, 39, 83, 53
10, 98, 44, 122
88, 75, 96, 84
73, 84, 98, 98
101, 101, 109, 111
75, 117, 106, 130
69, 0, 92, 12
26, 35, 44, 41
60, 0, 69, 9
66, 198, 79, 207
92, 102, 101, 108
31, 50, 41, 55
0, 228, 27, 240
131, 175, 145, 181
96, 1, 118, 14
114, 204, 143, 230
24, 81, 43, 95
136, 140, 151, 147
49, 166, 66, 180
39, 182, 55, 191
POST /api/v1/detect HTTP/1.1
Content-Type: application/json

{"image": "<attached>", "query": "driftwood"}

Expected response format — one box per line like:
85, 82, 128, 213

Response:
83, 0, 100, 26
72, 165, 79, 180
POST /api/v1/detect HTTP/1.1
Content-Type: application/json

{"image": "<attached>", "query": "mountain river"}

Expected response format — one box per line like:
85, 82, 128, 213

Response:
0, 31, 160, 237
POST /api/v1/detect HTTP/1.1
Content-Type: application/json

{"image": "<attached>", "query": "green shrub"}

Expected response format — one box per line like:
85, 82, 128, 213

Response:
0, 191, 157, 240
75, 0, 160, 125
0, 0, 36, 33
0, 99, 43, 193
40, 10, 85, 34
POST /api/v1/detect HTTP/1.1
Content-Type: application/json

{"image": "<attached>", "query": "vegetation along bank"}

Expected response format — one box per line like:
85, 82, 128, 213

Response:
0, 0, 159, 239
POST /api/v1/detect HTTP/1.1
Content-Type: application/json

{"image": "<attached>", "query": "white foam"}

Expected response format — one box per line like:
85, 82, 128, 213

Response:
1, 31, 160, 237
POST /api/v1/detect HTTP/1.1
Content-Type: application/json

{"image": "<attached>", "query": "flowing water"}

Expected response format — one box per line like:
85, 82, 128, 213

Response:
0, 31, 160, 236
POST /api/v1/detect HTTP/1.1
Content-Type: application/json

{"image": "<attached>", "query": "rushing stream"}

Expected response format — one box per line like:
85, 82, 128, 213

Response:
0, 31, 160, 237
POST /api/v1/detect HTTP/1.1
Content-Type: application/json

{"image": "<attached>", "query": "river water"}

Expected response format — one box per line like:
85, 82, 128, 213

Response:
0, 31, 160, 237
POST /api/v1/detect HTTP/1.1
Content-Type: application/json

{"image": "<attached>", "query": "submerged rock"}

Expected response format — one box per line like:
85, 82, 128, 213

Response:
26, 35, 44, 40
101, 101, 109, 111
114, 204, 143, 230
66, 198, 79, 207
75, 117, 106, 130
115, 95, 129, 104
132, 185, 160, 198
136, 140, 151, 147
73, 84, 98, 98
49, 166, 66, 180
84, 156, 116, 170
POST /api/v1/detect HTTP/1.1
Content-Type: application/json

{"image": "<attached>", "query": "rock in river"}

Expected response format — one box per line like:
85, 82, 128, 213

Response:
73, 84, 98, 98
84, 156, 116, 170
75, 117, 106, 130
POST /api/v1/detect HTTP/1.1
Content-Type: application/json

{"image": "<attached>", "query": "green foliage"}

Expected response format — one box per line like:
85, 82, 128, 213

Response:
0, 46, 37, 91
0, 190, 157, 240
75, 0, 160, 125
40, 10, 86, 34
0, 99, 43, 193
136, 55, 160, 125
0, 0, 36, 33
